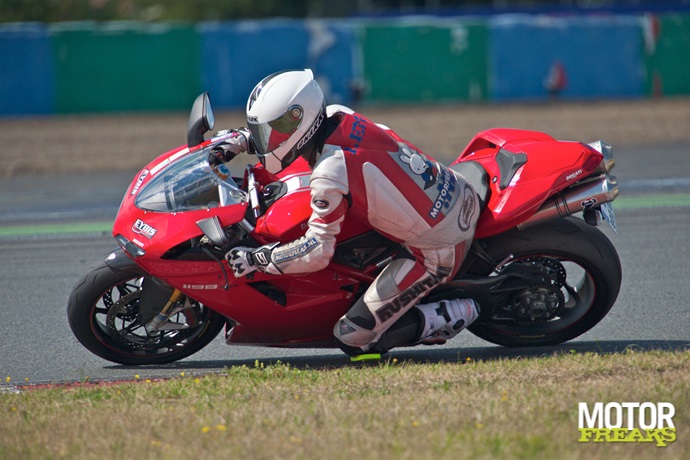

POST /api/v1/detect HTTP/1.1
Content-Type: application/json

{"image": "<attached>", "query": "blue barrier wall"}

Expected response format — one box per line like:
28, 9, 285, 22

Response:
0, 15, 688, 116
201, 20, 311, 109
306, 21, 359, 105
0, 23, 54, 115
489, 16, 643, 100
200, 20, 357, 109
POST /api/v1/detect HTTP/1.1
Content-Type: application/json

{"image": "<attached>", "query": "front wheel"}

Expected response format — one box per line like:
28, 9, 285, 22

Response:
467, 217, 622, 347
67, 258, 226, 365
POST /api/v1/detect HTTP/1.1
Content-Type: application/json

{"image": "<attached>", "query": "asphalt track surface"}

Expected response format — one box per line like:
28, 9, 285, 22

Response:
1, 144, 689, 387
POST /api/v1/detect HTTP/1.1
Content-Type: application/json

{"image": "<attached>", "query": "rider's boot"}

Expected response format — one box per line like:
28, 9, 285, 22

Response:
414, 298, 480, 345
336, 298, 479, 358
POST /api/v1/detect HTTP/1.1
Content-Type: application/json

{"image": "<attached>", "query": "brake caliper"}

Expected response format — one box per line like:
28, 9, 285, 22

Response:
504, 257, 566, 323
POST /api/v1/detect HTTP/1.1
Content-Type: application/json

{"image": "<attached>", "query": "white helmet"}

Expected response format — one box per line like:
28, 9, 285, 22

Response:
246, 69, 327, 174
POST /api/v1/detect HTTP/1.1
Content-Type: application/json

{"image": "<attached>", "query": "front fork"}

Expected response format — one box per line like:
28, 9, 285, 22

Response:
103, 250, 198, 334
144, 289, 199, 333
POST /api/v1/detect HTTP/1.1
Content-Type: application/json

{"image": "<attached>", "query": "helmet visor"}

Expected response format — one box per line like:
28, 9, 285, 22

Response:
247, 105, 304, 156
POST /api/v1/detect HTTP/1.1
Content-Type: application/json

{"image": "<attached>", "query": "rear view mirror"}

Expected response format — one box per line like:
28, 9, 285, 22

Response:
187, 92, 215, 148
196, 216, 230, 248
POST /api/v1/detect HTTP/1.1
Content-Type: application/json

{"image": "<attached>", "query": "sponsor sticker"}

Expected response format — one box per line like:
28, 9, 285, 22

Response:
400, 147, 437, 190
132, 219, 157, 239
273, 237, 318, 263
253, 251, 269, 266
130, 169, 149, 195
183, 284, 219, 290
296, 113, 325, 149
313, 199, 330, 209
581, 197, 598, 210
566, 169, 584, 181
428, 169, 456, 219
458, 183, 475, 231
338, 320, 357, 336
375, 274, 442, 323
349, 114, 367, 146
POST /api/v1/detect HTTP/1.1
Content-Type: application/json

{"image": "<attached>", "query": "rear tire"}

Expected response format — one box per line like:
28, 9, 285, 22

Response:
67, 259, 226, 365
467, 217, 622, 347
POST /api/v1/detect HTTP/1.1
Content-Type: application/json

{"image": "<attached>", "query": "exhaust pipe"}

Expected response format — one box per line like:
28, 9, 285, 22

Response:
517, 174, 619, 230
589, 140, 615, 174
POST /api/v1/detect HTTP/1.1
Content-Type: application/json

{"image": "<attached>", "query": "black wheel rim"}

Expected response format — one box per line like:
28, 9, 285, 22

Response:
484, 256, 597, 337
90, 276, 215, 358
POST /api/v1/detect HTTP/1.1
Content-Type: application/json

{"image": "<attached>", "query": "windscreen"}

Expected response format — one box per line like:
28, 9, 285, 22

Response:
135, 149, 247, 212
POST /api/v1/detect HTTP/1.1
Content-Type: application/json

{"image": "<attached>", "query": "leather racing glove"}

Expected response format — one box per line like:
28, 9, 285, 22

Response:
226, 243, 281, 277
208, 128, 252, 166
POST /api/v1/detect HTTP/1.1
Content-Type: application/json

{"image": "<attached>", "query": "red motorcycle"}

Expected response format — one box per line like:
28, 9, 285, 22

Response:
67, 93, 621, 365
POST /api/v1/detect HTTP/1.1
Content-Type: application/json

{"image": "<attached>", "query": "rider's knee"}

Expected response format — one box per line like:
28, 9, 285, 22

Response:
366, 258, 415, 301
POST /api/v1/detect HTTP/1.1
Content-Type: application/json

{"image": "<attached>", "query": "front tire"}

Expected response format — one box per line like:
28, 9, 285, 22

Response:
67, 258, 226, 365
467, 217, 622, 347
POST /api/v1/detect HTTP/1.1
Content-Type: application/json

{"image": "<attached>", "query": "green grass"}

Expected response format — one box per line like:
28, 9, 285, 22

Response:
0, 221, 113, 238
614, 193, 690, 210
1, 349, 688, 460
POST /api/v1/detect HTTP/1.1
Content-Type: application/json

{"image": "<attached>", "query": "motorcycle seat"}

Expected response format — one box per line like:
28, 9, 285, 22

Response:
450, 161, 490, 210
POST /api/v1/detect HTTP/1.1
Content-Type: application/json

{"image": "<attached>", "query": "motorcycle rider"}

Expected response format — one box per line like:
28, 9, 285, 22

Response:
216, 69, 480, 357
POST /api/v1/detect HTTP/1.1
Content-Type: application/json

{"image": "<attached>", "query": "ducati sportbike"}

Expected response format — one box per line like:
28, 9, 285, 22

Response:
67, 93, 621, 365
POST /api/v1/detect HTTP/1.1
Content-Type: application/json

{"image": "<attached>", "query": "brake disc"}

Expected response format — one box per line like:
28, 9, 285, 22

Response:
105, 290, 148, 350
522, 257, 567, 286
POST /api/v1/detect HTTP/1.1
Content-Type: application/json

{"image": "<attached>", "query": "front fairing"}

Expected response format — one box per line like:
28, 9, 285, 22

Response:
111, 139, 369, 344
113, 138, 249, 263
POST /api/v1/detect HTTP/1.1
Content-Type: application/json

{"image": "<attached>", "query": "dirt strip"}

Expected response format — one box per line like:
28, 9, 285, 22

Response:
1, 98, 689, 177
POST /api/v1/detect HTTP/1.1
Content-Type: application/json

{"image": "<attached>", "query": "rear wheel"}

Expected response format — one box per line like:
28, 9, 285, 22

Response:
467, 217, 622, 347
67, 259, 226, 365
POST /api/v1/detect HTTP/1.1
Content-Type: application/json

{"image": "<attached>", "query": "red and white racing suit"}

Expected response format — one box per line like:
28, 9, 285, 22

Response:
266, 106, 480, 352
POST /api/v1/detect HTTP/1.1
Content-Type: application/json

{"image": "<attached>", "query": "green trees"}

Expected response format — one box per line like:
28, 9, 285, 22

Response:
0, 0, 336, 23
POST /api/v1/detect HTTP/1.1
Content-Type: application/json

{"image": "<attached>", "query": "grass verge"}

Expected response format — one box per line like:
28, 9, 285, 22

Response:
1, 349, 688, 460
0, 221, 113, 238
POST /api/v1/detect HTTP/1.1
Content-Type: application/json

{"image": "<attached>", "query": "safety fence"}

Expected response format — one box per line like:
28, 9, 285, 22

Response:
0, 14, 688, 116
